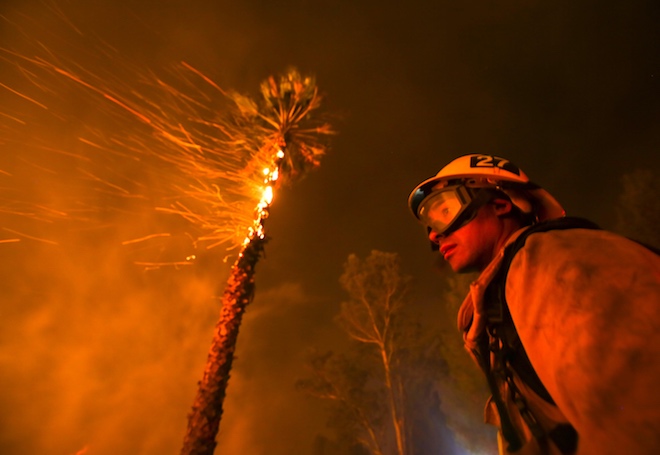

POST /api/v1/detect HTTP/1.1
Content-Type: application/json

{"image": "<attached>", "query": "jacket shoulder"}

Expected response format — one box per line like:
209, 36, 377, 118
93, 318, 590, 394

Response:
505, 225, 660, 453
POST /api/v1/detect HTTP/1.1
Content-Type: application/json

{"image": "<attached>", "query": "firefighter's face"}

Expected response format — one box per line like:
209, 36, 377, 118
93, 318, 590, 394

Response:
428, 199, 514, 273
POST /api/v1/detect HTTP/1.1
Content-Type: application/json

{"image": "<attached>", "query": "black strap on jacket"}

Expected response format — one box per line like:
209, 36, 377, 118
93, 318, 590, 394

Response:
486, 217, 602, 401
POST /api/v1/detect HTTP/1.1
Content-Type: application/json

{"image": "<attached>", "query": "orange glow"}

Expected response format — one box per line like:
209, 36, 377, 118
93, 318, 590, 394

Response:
1, 41, 282, 265
0, 6, 332, 455
1, 14, 294, 453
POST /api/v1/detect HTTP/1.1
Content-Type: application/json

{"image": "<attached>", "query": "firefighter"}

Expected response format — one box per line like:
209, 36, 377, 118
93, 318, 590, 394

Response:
408, 154, 660, 455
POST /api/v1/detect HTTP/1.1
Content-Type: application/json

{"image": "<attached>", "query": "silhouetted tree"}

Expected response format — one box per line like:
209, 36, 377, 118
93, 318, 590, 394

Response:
337, 251, 411, 455
299, 349, 388, 455
298, 251, 451, 455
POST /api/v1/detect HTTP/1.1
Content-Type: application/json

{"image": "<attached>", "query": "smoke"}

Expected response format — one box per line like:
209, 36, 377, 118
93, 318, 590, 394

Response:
0, 3, 337, 454
0, 234, 337, 454
0, 215, 226, 454
215, 282, 341, 455
0, 3, 234, 454
0, 139, 334, 454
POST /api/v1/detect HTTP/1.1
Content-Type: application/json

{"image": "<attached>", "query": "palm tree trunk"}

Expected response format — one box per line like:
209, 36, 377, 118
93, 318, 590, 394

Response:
180, 235, 267, 455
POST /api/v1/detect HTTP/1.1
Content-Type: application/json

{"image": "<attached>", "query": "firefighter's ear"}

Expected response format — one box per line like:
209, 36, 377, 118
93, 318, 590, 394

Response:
491, 198, 513, 216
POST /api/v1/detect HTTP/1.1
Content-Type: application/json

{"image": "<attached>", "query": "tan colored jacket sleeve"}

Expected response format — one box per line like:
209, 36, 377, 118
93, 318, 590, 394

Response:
506, 229, 660, 455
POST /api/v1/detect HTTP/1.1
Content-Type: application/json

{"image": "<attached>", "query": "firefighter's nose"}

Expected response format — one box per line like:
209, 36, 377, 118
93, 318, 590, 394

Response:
428, 227, 443, 245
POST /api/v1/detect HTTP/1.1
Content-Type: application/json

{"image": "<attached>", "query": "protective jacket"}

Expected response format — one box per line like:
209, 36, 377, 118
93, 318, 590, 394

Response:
457, 221, 660, 454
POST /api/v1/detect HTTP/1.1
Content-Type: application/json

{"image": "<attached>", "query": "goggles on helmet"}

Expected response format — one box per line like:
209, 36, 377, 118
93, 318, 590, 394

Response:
417, 184, 496, 236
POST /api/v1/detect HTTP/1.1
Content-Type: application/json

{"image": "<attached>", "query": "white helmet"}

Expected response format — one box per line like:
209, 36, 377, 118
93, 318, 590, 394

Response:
408, 154, 565, 235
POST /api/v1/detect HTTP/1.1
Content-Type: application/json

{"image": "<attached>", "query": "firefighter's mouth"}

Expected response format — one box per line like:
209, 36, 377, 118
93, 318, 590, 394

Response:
440, 244, 456, 258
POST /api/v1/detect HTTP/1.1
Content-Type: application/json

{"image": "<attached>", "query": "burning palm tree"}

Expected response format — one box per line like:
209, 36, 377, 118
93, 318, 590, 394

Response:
1, 14, 333, 449
179, 69, 333, 455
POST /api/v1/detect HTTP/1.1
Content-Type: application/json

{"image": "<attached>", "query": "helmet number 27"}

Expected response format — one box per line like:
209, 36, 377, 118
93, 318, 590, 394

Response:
470, 155, 520, 175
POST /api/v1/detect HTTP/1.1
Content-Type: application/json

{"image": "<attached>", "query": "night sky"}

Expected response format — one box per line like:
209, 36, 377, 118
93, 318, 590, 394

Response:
1, 1, 659, 454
